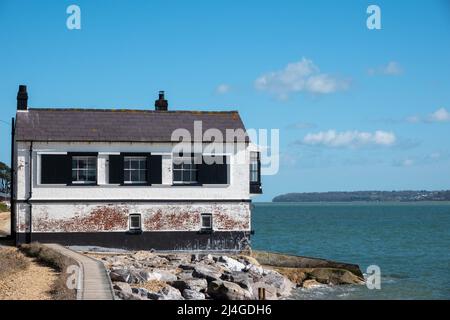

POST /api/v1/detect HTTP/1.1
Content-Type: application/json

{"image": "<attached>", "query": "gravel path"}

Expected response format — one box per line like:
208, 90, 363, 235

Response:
0, 247, 58, 300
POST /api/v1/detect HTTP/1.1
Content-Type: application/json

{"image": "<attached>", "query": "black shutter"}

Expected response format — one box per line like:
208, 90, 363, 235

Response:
198, 156, 229, 184
41, 154, 70, 184
149, 155, 162, 184
109, 155, 123, 184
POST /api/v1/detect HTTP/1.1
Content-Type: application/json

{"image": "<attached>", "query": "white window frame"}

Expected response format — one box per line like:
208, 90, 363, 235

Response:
201, 213, 213, 230
124, 156, 148, 184
173, 156, 198, 184
250, 152, 259, 183
129, 214, 142, 230
71, 156, 97, 184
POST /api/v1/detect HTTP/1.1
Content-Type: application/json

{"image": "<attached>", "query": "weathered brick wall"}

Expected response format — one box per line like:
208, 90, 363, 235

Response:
16, 202, 251, 233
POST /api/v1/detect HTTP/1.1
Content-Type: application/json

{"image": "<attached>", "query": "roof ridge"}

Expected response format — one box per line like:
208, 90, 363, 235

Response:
27, 108, 240, 114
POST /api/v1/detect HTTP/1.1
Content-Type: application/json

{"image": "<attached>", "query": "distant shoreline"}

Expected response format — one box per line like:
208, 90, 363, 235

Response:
272, 190, 450, 203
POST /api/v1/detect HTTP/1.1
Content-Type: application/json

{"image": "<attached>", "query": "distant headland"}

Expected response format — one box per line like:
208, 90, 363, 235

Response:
272, 190, 450, 202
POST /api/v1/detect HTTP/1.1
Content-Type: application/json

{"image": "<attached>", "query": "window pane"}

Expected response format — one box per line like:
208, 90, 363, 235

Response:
173, 170, 182, 182
72, 170, 77, 181
131, 160, 139, 169
182, 170, 191, 182
124, 159, 130, 169
131, 170, 139, 181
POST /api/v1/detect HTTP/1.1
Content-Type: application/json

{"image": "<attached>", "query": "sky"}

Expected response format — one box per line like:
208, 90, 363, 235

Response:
0, 0, 449, 201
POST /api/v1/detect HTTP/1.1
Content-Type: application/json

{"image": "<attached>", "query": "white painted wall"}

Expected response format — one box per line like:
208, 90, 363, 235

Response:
16, 141, 253, 201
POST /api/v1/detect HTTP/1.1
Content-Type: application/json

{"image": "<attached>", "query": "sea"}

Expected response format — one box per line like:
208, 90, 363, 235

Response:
251, 202, 450, 300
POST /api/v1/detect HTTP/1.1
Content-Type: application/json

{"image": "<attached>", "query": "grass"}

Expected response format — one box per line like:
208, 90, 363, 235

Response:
0, 248, 30, 277
0, 202, 8, 212
19, 242, 77, 300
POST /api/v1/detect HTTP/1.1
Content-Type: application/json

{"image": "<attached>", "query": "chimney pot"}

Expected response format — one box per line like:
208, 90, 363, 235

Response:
155, 90, 168, 111
17, 85, 28, 111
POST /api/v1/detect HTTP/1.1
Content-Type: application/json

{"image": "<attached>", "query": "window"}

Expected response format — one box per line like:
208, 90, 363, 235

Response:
129, 214, 141, 230
250, 152, 259, 183
124, 157, 147, 184
72, 156, 97, 184
173, 156, 198, 184
201, 213, 213, 230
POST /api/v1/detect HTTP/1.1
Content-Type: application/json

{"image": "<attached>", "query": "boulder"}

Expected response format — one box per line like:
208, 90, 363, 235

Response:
157, 286, 184, 300
207, 280, 252, 300
221, 272, 253, 291
258, 270, 294, 297
302, 279, 323, 289
306, 268, 365, 285
237, 255, 261, 266
272, 267, 308, 286
218, 256, 246, 272
115, 290, 144, 300
170, 278, 208, 292
110, 269, 137, 283
192, 265, 223, 282
138, 269, 177, 282
182, 289, 206, 300
133, 251, 156, 261
113, 282, 133, 295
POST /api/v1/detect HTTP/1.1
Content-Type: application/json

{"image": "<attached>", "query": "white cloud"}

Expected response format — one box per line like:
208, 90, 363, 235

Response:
302, 130, 396, 148
429, 107, 450, 122
255, 57, 349, 99
368, 61, 402, 76
406, 107, 450, 123
215, 84, 231, 94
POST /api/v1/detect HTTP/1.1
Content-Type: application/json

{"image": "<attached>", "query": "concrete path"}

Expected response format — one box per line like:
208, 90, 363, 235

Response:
45, 244, 115, 300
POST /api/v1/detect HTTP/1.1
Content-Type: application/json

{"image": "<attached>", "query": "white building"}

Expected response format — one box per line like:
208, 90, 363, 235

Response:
11, 86, 262, 251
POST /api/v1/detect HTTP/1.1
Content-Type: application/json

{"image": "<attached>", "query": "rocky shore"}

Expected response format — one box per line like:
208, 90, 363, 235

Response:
89, 250, 365, 300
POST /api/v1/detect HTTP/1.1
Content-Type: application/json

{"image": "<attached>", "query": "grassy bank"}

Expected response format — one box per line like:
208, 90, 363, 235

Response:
0, 248, 30, 277
19, 243, 77, 300
0, 202, 8, 212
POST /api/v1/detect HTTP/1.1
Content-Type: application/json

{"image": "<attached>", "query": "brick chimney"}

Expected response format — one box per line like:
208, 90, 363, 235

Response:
155, 91, 168, 111
17, 85, 28, 111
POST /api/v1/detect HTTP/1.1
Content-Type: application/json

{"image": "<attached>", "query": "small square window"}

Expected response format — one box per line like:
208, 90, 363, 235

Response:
129, 214, 141, 230
201, 213, 212, 230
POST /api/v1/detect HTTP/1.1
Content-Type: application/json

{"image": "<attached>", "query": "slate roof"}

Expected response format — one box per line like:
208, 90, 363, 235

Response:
15, 108, 248, 142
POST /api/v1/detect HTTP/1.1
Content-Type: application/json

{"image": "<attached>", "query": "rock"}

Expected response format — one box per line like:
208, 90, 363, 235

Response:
192, 265, 223, 282
238, 255, 261, 267
182, 289, 206, 300
207, 280, 253, 300
170, 278, 208, 292
138, 269, 177, 282
115, 290, 144, 300
302, 279, 323, 289
113, 282, 132, 295
258, 270, 294, 297
177, 271, 194, 280
251, 250, 364, 278
221, 272, 253, 290
158, 286, 184, 300
133, 251, 156, 260
272, 267, 307, 286
179, 263, 196, 270
218, 256, 246, 272
110, 269, 134, 283
307, 268, 365, 285
245, 264, 265, 276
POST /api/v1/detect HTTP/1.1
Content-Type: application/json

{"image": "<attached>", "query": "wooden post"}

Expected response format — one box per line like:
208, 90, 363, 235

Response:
258, 287, 266, 300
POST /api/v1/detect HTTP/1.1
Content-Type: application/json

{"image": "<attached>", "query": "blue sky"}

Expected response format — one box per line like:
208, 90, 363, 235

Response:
0, 0, 449, 201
